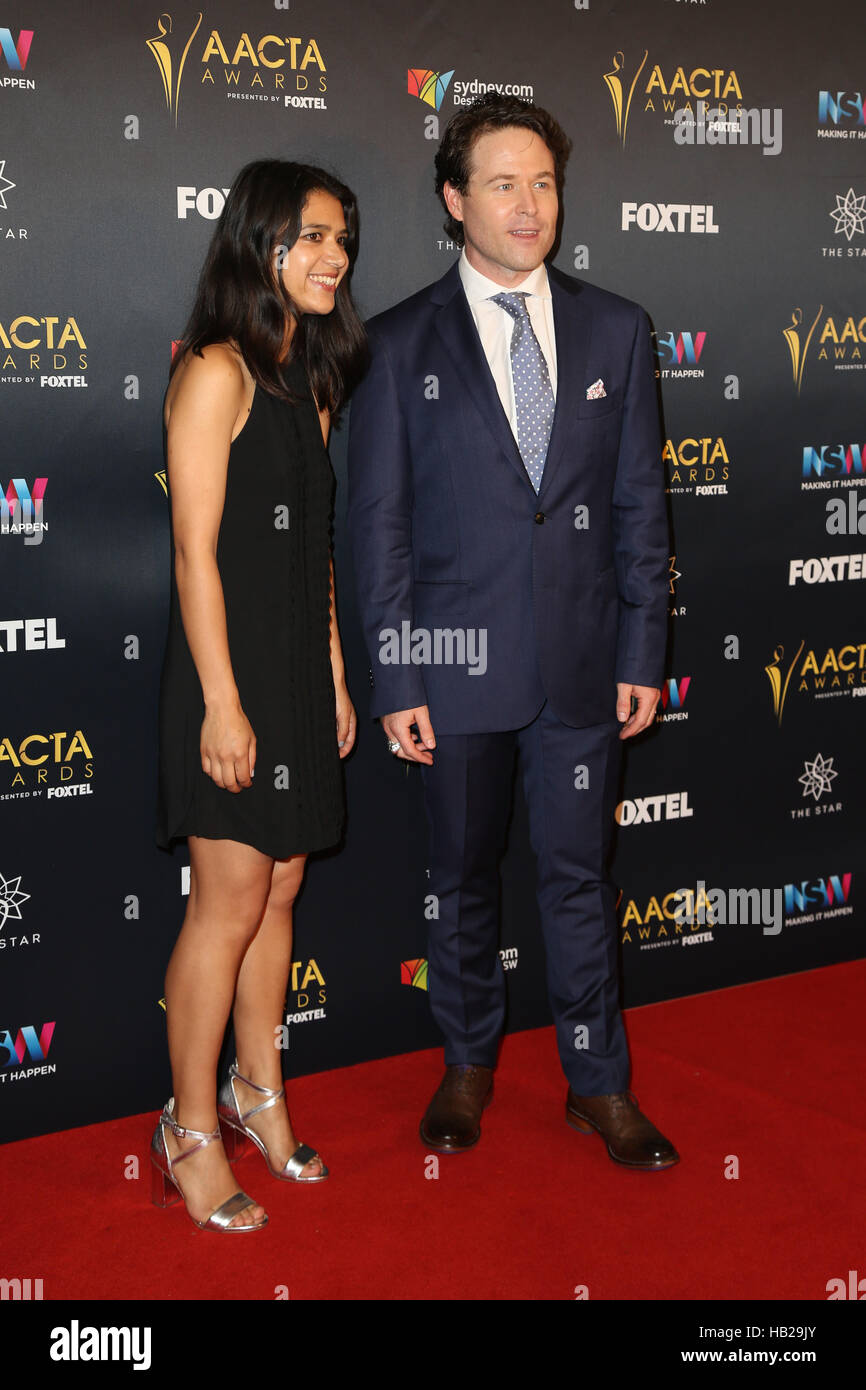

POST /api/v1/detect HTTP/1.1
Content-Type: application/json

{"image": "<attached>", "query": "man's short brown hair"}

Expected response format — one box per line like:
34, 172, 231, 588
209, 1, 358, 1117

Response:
434, 92, 572, 244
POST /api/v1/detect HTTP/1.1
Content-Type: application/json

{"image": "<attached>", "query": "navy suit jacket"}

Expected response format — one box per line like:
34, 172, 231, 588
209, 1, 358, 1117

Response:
347, 260, 669, 734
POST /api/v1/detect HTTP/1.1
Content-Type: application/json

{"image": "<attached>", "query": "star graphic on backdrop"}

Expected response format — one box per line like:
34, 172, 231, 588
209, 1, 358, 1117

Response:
829, 188, 866, 243
0, 160, 15, 211
798, 753, 838, 802
0, 872, 30, 929
668, 555, 682, 595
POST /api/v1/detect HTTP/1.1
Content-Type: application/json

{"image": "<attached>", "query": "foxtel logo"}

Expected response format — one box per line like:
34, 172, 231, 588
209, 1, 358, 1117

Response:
788, 554, 866, 584
615, 791, 693, 826
622, 202, 718, 233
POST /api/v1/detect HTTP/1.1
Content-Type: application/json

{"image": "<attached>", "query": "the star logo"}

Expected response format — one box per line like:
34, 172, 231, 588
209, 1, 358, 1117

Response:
829, 188, 866, 242
668, 555, 682, 595
0, 872, 30, 930
0, 159, 15, 210
798, 753, 838, 802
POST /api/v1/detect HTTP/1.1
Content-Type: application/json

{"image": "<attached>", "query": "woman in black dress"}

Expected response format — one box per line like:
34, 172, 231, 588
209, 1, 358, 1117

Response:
152, 161, 367, 1231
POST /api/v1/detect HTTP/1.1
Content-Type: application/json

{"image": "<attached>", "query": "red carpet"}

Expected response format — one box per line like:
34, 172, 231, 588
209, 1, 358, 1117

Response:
3, 961, 863, 1301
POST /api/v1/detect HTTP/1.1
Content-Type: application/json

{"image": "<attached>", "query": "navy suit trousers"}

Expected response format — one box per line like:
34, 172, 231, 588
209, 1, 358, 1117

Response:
420, 701, 630, 1095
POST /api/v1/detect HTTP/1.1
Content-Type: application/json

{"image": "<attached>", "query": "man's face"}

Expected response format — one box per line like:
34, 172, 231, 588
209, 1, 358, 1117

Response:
443, 126, 558, 287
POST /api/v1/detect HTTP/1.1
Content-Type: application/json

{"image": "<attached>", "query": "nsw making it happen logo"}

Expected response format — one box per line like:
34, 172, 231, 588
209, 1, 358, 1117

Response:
0, 1021, 55, 1078
657, 676, 690, 723
1, 478, 47, 545
816, 89, 865, 139
0, 26, 34, 90
653, 330, 706, 380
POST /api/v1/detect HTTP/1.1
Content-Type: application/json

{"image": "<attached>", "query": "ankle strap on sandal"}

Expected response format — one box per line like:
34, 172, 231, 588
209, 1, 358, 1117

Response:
159, 1098, 219, 1151
228, 1060, 284, 1122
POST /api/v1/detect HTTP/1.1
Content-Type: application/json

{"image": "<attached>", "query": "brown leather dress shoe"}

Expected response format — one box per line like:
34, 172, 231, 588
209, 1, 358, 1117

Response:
420, 1065, 494, 1152
566, 1088, 680, 1170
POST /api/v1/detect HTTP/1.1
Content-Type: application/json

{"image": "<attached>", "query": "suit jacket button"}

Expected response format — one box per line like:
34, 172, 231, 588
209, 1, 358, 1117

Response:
534, 511, 545, 524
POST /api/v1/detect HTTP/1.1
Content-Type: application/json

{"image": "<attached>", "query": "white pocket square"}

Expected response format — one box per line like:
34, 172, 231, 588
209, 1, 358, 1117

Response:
586, 378, 606, 400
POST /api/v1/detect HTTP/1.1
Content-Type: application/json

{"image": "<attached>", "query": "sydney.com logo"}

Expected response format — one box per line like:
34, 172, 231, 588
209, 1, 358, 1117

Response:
407, 63, 533, 134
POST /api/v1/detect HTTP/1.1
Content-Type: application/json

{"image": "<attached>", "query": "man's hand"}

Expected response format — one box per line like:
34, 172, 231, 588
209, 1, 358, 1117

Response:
381, 706, 436, 764
616, 683, 659, 740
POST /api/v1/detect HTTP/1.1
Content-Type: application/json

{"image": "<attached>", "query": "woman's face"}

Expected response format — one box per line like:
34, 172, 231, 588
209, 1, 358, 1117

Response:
276, 189, 350, 314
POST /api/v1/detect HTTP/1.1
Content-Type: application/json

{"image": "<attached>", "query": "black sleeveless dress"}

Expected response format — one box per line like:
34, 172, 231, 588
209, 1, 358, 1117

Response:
156, 358, 344, 859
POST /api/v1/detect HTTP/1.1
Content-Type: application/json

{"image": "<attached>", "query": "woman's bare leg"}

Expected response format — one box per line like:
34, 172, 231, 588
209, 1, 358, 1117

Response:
162, 835, 274, 1226
231, 855, 323, 1177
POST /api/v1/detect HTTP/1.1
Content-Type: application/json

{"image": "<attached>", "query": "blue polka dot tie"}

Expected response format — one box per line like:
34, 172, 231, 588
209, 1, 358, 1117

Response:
491, 291, 555, 493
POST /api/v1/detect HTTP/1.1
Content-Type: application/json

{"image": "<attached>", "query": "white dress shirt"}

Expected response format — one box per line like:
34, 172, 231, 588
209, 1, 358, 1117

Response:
458, 248, 557, 443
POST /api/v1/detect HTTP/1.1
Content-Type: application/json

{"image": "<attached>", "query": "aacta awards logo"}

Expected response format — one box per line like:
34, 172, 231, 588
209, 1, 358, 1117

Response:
284, 959, 326, 1026
664, 435, 729, 497
146, 12, 202, 124
765, 639, 866, 724
146, 13, 327, 122
0, 316, 88, 388
603, 50, 743, 147
618, 884, 714, 950
0, 728, 94, 799
784, 305, 866, 390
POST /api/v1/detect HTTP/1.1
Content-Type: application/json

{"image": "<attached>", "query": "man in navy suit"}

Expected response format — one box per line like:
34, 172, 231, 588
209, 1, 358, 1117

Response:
348, 94, 678, 1169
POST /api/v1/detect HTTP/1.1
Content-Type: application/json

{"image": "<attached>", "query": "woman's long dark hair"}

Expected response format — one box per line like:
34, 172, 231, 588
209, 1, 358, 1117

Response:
171, 159, 368, 414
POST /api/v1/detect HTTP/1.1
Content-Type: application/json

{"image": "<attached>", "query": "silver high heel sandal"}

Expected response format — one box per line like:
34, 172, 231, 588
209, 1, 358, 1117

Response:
150, 1097, 269, 1231
218, 1060, 329, 1183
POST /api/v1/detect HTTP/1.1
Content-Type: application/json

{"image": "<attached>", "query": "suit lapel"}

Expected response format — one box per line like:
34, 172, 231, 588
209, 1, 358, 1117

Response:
432, 266, 532, 490
538, 270, 593, 500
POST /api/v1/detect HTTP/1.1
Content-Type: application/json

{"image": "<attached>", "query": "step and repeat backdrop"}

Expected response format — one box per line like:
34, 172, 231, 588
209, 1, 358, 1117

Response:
3, 0, 864, 1141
